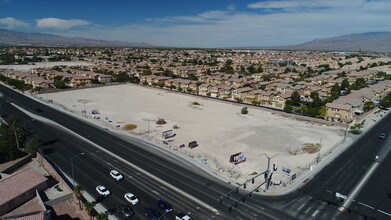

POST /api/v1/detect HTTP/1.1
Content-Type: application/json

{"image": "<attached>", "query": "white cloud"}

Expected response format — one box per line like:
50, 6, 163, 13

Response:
36, 18, 90, 29
0, 17, 28, 29
227, 4, 235, 11
50, 0, 391, 47
247, 0, 361, 10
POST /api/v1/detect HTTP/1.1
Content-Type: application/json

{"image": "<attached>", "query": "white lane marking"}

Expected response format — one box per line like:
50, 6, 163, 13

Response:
304, 207, 312, 214
312, 210, 319, 218
339, 162, 379, 211
12, 103, 219, 214
297, 203, 305, 211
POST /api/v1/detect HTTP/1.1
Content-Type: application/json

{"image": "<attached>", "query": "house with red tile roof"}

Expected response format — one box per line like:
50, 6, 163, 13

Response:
325, 103, 354, 123
0, 168, 48, 216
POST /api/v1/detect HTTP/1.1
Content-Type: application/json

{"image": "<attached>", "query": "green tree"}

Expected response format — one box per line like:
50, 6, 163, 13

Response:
310, 91, 323, 108
53, 75, 63, 81
307, 107, 319, 117
96, 212, 109, 220
84, 202, 96, 220
73, 184, 85, 210
341, 79, 350, 91
363, 101, 375, 112
24, 138, 40, 154
54, 80, 66, 88
351, 78, 366, 90
380, 93, 391, 108
291, 90, 301, 106
247, 65, 255, 74
331, 83, 341, 99
298, 104, 308, 115
284, 104, 294, 113
241, 107, 248, 114
318, 106, 327, 118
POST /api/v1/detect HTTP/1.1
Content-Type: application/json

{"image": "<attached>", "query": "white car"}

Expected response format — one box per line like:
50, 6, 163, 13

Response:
96, 185, 110, 197
110, 170, 124, 181
124, 193, 139, 205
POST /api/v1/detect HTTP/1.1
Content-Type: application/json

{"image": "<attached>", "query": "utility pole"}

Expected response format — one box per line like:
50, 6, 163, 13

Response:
259, 153, 280, 191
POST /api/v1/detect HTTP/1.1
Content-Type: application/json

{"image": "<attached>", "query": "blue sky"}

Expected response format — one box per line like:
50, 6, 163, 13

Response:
1, 0, 391, 47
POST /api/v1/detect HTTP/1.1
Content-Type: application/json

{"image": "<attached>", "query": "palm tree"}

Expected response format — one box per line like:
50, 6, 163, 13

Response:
84, 201, 96, 220
73, 184, 84, 210
96, 212, 108, 220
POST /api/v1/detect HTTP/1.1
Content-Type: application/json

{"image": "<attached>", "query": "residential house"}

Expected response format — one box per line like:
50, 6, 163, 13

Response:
325, 103, 354, 123
231, 87, 253, 101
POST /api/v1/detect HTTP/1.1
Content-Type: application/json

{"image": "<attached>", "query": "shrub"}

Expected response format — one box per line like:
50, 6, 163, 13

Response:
123, 124, 137, 130
192, 102, 200, 106
156, 118, 167, 125
241, 107, 248, 114
173, 124, 180, 129
24, 138, 40, 154
284, 104, 294, 113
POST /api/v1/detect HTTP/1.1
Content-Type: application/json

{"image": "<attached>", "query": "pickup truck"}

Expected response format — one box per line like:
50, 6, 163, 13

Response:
176, 213, 192, 220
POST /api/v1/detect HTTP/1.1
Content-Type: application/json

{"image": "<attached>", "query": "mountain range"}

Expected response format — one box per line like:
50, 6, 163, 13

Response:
276, 32, 391, 52
1, 28, 391, 51
0, 28, 151, 47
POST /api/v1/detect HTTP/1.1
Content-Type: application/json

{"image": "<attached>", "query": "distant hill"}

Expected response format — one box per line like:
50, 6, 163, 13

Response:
232, 32, 391, 52
0, 28, 152, 47
273, 32, 391, 52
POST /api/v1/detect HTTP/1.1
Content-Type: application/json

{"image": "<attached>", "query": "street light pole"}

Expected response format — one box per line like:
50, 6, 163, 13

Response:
71, 152, 85, 186
259, 153, 280, 191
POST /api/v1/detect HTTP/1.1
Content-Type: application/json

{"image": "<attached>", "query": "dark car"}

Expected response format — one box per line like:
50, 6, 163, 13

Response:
156, 200, 173, 213
145, 208, 161, 220
117, 204, 134, 218
378, 133, 386, 140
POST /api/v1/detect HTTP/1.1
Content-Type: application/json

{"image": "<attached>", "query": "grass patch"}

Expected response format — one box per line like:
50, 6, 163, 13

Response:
123, 124, 137, 130
302, 143, 321, 154
288, 143, 321, 155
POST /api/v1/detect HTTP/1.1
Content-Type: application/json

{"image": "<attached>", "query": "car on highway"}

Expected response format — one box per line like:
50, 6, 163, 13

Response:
110, 170, 124, 181
124, 193, 139, 205
378, 133, 386, 140
156, 199, 173, 213
117, 203, 134, 218
145, 207, 161, 220
96, 185, 110, 197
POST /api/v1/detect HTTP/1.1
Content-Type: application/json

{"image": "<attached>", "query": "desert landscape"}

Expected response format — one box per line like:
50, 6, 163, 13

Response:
37, 84, 345, 186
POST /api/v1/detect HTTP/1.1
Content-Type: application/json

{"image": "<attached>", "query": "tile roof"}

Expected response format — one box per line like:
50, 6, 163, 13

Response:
0, 168, 47, 206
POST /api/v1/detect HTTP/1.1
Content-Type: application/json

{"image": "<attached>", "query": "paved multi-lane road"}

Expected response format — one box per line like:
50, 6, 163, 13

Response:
1, 84, 391, 220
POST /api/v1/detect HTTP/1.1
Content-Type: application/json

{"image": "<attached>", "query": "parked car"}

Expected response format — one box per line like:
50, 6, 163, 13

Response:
378, 133, 386, 140
156, 200, 173, 213
117, 203, 134, 218
176, 213, 192, 220
145, 208, 162, 220
96, 185, 110, 197
124, 193, 139, 205
110, 170, 124, 181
